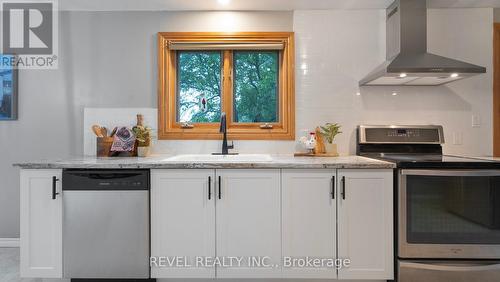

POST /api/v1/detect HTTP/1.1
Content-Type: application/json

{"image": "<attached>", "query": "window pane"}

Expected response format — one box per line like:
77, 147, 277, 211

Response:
177, 51, 221, 123
233, 51, 279, 123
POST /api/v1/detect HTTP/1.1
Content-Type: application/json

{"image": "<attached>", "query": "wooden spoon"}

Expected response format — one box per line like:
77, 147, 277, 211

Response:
92, 125, 103, 137
100, 127, 108, 137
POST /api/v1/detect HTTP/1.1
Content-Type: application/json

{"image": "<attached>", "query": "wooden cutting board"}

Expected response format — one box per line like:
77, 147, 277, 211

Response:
294, 152, 340, 157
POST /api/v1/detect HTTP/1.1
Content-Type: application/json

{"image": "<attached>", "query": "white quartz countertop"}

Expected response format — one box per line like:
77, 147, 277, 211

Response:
471, 156, 500, 161
13, 155, 395, 169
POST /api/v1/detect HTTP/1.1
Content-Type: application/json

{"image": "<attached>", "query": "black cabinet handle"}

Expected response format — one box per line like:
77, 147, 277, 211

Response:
341, 176, 346, 200
208, 176, 212, 200
218, 176, 222, 199
52, 176, 60, 200
331, 176, 335, 199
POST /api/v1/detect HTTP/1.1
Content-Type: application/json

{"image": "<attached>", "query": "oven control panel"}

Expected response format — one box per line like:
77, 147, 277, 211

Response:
388, 129, 422, 138
359, 125, 444, 144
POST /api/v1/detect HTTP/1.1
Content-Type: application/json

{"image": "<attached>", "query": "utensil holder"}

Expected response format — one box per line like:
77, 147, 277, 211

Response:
96, 137, 138, 157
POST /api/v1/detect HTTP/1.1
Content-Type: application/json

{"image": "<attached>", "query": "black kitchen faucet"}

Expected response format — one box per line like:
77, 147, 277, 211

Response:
213, 112, 237, 155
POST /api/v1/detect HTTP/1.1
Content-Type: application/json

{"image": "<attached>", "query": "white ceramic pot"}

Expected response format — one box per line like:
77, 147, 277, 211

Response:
325, 143, 339, 156
137, 146, 150, 157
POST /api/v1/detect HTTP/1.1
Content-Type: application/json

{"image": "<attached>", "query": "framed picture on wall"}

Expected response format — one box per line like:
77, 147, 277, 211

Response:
0, 54, 18, 120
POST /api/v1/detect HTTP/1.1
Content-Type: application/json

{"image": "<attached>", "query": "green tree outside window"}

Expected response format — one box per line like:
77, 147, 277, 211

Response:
234, 51, 279, 123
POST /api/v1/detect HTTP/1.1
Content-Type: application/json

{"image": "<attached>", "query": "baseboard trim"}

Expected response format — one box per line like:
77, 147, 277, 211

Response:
0, 237, 20, 247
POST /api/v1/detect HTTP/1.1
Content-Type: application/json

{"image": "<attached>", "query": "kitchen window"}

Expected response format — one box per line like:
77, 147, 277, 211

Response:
158, 32, 295, 140
233, 51, 279, 123
176, 51, 222, 124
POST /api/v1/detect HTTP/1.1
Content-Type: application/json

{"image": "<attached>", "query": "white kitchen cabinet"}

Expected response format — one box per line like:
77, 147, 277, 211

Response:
282, 169, 337, 279
337, 169, 394, 280
150, 168, 393, 279
215, 169, 281, 278
20, 169, 63, 278
151, 169, 216, 278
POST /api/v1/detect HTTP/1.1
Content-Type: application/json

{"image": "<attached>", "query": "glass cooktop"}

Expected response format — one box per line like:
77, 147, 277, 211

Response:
363, 154, 500, 169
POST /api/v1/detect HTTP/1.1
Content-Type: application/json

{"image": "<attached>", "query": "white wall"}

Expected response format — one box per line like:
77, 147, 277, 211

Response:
157, 8, 494, 156
0, 11, 293, 238
427, 8, 493, 155
293, 8, 493, 155
0, 8, 494, 237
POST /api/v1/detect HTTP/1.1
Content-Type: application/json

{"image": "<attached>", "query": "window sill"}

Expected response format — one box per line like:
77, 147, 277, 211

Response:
157, 130, 295, 140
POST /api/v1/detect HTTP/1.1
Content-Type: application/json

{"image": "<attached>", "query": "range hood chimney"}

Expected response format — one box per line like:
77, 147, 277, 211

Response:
359, 0, 486, 86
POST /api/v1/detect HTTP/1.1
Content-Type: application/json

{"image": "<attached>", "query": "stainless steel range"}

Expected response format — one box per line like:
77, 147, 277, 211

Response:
357, 125, 500, 282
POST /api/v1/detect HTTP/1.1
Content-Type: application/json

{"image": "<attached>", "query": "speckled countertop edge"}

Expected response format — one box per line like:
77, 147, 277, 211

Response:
13, 155, 395, 169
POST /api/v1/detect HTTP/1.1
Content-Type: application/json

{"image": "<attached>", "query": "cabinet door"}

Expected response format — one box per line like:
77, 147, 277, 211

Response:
337, 169, 394, 280
20, 169, 62, 278
151, 169, 216, 278
282, 169, 337, 279
216, 169, 281, 278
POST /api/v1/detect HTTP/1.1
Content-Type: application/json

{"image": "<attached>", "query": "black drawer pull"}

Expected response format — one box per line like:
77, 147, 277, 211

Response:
341, 176, 346, 200
331, 176, 335, 199
218, 176, 222, 200
208, 176, 212, 200
52, 176, 60, 200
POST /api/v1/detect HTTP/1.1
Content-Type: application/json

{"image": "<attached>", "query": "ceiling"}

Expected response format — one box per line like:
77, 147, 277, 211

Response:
59, 0, 500, 11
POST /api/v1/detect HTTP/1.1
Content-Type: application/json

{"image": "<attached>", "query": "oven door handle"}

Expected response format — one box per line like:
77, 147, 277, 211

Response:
401, 169, 500, 177
400, 261, 500, 272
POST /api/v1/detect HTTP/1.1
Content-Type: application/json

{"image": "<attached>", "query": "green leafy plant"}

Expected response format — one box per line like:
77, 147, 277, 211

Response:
132, 125, 152, 147
320, 123, 342, 144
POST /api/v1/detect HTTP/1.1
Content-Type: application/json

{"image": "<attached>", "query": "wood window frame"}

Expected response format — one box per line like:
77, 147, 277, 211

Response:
494, 24, 500, 157
157, 32, 295, 140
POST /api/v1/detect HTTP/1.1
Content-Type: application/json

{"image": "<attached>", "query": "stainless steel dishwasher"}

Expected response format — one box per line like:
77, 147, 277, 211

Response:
62, 169, 150, 279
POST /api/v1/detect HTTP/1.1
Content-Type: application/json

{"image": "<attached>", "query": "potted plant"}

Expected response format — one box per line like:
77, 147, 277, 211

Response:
320, 123, 342, 155
132, 114, 153, 157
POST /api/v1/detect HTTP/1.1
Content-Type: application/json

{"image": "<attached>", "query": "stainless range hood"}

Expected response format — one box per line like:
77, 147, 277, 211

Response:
359, 0, 486, 86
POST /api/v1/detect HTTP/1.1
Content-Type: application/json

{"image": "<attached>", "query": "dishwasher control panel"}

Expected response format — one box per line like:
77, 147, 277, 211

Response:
62, 169, 150, 190
96, 180, 145, 187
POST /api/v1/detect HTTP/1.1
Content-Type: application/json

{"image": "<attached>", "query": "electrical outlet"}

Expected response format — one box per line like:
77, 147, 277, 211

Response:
452, 132, 463, 145
472, 114, 481, 128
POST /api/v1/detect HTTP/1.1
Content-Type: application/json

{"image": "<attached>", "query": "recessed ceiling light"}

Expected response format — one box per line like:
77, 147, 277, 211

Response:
356, 92, 361, 96
392, 92, 398, 96
218, 0, 230, 5
399, 73, 407, 78
450, 73, 459, 78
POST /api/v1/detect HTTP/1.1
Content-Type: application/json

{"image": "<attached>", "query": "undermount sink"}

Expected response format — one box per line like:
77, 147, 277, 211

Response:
166, 154, 273, 162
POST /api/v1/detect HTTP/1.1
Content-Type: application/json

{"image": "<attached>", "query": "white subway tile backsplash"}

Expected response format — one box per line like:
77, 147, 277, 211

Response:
84, 9, 493, 157
291, 8, 493, 156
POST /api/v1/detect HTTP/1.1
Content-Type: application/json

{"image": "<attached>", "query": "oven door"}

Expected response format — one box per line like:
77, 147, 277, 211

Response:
399, 169, 500, 259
